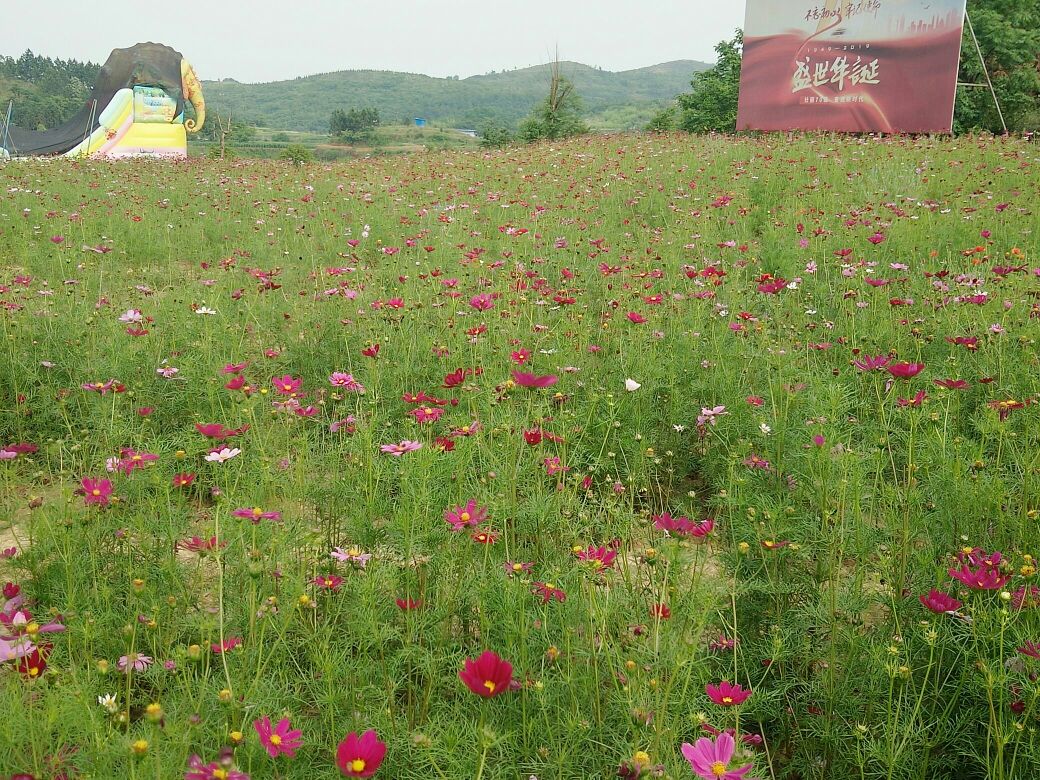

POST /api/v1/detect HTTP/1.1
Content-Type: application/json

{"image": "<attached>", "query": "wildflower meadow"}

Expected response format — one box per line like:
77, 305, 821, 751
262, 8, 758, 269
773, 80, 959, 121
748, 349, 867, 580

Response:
1, 132, 1039, 779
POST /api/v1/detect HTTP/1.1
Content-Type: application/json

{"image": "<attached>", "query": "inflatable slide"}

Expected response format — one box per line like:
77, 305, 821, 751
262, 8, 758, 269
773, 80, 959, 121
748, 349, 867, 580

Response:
1, 42, 204, 159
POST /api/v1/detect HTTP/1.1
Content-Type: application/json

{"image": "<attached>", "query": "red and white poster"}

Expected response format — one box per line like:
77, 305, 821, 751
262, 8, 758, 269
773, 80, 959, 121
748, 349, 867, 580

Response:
737, 0, 968, 133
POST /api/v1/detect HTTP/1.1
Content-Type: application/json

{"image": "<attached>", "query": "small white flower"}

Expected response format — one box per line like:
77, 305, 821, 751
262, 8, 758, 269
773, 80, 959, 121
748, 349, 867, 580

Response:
625, 379, 641, 392
205, 447, 241, 463
673, 424, 687, 433
98, 693, 118, 713
759, 423, 772, 435
195, 306, 217, 315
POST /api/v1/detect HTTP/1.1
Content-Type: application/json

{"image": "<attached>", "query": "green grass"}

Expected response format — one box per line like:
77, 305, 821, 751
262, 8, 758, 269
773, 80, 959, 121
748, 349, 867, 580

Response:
0, 131, 1039, 780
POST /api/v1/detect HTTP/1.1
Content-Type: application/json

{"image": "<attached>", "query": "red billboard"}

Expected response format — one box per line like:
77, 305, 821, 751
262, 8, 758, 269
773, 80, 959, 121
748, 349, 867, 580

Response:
737, 1, 968, 133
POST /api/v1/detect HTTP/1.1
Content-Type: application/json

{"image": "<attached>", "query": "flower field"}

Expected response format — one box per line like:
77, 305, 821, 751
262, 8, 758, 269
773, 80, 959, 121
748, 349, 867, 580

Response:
1, 132, 1039, 779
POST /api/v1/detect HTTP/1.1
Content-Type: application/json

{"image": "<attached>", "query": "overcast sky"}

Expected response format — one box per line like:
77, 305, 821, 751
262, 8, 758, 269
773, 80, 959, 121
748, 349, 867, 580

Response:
4, 1, 746, 82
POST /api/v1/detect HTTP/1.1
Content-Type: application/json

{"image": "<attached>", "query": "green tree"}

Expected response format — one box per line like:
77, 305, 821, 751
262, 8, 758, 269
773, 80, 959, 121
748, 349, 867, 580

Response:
675, 30, 743, 133
278, 143, 313, 165
955, 0, 1040, 133
478, 120, 514, 148
518, 60, 588, 143
330, 107, 380, 143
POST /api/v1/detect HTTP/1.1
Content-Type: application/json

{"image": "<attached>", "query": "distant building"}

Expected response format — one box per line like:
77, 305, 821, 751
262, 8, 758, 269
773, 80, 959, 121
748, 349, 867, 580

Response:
414, 118, 427, 127
454, 129, 478, 138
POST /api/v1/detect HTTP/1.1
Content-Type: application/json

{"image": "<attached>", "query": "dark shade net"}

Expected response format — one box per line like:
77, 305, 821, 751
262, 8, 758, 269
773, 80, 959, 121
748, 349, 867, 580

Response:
3, 42, 185, 156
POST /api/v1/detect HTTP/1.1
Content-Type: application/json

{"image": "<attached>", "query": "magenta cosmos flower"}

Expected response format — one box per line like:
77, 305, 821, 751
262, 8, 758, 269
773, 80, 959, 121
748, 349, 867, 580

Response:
380, 440, 422, 456
681, 732, 756, 779
81, 477, 113, 506
254, 716, 303, 759
336, 729, 386, 777
231, 506, 282, 523
919, 589, 962, 614
948, 564, 1009, 591
511, 370, 558, 388
444, 499, 488, 531
185, 754, 250, 780
706, 681, 751, 706
459, 650, 513, 698
886, 362, 925, 379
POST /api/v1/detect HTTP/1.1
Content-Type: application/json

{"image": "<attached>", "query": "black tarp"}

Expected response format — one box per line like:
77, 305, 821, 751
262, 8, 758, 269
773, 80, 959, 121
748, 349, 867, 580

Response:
2, 42, 185, 156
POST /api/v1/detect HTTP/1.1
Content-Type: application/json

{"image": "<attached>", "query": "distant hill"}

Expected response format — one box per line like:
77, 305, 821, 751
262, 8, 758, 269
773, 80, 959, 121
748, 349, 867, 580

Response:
202, 60, 710, 133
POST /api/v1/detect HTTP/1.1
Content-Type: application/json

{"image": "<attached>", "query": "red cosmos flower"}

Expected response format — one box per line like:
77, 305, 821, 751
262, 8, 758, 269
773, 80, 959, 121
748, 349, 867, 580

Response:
920, 589, 962, 614
254, 716, 303, 759
1017, 641, 1040, 660
511, 371, 558, 388
336, 729, 386, 777
361, 344, 380, 358
626, 311, 648, 324
471, 528, 498, 545
523, 428, 543, 446
756, 277, 788, 294
442, 369, 467, 388
17, 645, 50, 679
395, 597, 423, 610
650, 603, 671, 619
272, 375, 302, 395
459, 650, 513, 698
989, 399, 1027, 422
934, 379, 971, 390
185, 754, 249, 780
314, 574, 344, 591
172, 472, 196, 488
706, 680, 751, 706
510, 349, 531, 365
576, 545, 617, 571
532, 581, 566, 604
444, 499, 487, 531
886, 362, 925, 379
948, 564, 1009, 591
81, 477, 113, 506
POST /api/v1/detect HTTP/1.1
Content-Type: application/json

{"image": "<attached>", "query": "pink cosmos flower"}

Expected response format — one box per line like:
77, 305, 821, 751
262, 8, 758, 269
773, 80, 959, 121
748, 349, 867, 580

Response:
272, 375, 302, 395
254, 716, 303, 758
706, 681, 751, 706
681, 732, 756, 780
410, 406, 444, 424
469, 293, 494, 311
380, 440, 423, 456
948, 564, 1009, 591
329, 372, 365, 392
117, 652, 152, 672
118, 449, 159, 475
331, 547, 372, 567
81, 477, 113, 506
444, 499, 488, 531
576, 545, 617, 571
185, 754, 250, 780
852, 354, 890, 372
314, 574, 344, 591
231, 507, 282, 524
511, 371, 558, 388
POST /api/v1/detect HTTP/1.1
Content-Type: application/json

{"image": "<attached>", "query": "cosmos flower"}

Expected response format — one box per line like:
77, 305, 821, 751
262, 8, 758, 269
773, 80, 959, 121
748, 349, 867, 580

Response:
706, 681, 751, 706
380, 440, 422, 456
444, 499, 488, 531
205, 447, 241, 463
254, 716, 303, 759
511, 371, 558, 388
459, 650, 513, 698
81, 477, 113, 506
336, 730, 386, 777
681, 732, 756, 780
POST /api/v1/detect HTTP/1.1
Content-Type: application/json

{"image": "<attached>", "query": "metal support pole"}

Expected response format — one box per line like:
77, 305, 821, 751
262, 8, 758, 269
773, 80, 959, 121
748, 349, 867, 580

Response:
965, 11, 1008, 135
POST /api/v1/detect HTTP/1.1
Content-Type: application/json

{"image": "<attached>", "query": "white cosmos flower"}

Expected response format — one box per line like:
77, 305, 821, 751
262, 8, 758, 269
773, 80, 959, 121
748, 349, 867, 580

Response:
205, 447, 241, 463
195, 306, 217, 315
625, 379, 641, 392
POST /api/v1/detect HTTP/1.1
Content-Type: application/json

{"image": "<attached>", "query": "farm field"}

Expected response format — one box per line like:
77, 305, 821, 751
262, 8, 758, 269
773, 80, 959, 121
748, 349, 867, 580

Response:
1, 132, 1039, 779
